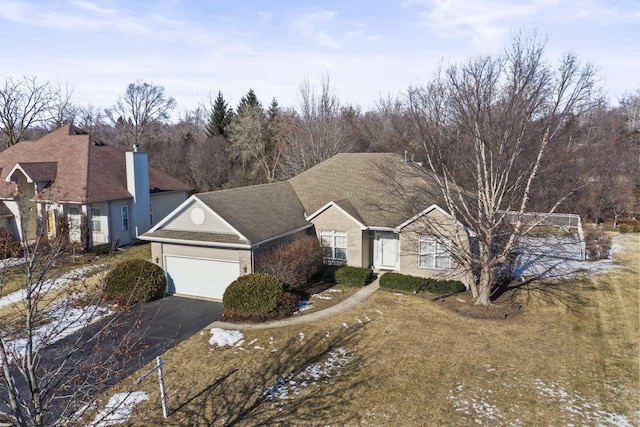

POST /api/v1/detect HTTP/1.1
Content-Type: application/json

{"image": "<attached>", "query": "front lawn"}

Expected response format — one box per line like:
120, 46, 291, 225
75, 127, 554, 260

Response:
0, 244, 151, 321
100, 235, 639, 426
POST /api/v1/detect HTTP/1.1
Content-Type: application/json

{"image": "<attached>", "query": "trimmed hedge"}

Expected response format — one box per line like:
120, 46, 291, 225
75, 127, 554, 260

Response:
222, 273, 284, 316
104, 259, 166, 306
380, 272, 466, 295
424, 279, 466, 295
379, 272, 424, 292
335, 266, 372, 287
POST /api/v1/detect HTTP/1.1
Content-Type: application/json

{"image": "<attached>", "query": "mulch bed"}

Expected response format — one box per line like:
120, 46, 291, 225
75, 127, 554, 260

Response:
425, 291, 523, 320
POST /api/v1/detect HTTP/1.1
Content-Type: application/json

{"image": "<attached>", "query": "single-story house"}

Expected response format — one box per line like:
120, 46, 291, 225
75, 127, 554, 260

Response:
142, 153, 474, 300
0, 124, 191, 247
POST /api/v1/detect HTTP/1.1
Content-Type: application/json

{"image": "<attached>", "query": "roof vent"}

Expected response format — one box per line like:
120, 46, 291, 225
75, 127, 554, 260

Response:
133, 144, 140, 152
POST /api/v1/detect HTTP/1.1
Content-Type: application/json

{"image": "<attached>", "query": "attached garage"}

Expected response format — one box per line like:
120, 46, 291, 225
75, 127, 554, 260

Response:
141, 186, 312, 301
164, 255, 240, 300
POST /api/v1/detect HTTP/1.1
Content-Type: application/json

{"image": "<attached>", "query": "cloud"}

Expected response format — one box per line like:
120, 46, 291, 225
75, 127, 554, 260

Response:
293, 10, 342, 49
406, 0, 559, 48
257, 10, 272, 22
571, 2, 640, 24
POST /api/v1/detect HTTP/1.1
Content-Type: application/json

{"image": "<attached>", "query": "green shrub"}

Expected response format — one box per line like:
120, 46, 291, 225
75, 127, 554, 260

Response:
222, 273, 283, 316
422, 279, 466, 295
255, 236, 324, 290
619, 224, 629, 233
379, 272, 465, 295
104, 259, 166, 306
633, 225, 640, 233
335, 266, 372, 287
379, 272, 424, 292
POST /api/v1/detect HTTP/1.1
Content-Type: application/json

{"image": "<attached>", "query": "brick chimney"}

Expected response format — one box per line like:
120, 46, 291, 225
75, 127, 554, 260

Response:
125, 144, 151, 237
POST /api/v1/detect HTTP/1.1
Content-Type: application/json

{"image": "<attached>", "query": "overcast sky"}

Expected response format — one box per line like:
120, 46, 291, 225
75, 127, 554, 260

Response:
1, 0, 638, 116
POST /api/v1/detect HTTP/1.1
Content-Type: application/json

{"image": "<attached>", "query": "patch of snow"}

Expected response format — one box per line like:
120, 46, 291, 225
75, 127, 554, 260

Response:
0, 257, 26, 270
355, 318, 363, 324
325, 289, 342, 293
88, 391, 148, 427
312, 294, 333, 300
449, 371, 637, 426
247, 338, 258, 346
0, 263, 105, 310
295, 300, 313, 313
2, 298, 112, 362
271, 347, 279, 353
261, 348, 352, 401
254, 346, 264, 350
510, 235, 627, 280
342, 322, 349, 328
298, 332, 305, 341
209, 328, 244, 347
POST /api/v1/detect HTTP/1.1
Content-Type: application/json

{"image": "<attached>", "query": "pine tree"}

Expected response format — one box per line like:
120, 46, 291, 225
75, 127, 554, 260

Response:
205, 91, 233, 138
237, 89, 262, 114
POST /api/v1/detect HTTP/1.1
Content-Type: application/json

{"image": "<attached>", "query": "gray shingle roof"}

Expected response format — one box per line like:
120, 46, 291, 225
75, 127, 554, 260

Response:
289, 153, 439, 228
145, 153, 452, 246
143, 229, 249, 245
195, 181, 310, 244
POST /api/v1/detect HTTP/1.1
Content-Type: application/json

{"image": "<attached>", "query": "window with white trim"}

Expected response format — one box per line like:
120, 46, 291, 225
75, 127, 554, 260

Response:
91, 208, 101, 232
121, 206, 129, 231
320, 230, 347, 261
418, 236, 451, 270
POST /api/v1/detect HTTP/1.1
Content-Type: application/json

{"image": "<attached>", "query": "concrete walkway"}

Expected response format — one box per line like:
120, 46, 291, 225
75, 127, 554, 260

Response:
206, 278, 381, 330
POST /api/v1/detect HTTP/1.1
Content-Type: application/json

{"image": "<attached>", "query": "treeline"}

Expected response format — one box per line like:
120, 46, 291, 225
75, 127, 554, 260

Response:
0, 74, 638, 224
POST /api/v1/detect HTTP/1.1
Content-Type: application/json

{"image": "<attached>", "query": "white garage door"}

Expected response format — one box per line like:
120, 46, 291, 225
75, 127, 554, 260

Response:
164, 255, 240, 300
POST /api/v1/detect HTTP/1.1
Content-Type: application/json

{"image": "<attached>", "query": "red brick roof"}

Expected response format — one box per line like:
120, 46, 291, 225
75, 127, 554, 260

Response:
0, 125, 191, 203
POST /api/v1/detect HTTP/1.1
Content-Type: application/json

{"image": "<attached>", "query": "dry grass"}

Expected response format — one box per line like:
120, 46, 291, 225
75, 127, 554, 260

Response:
0, 244, 151, 322
95, 235, 640, 425
295, 284, 359, 314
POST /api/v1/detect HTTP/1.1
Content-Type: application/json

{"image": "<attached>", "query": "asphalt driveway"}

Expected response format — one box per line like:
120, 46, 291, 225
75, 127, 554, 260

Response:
128, 295, 224, 362
0, 295, 223, 422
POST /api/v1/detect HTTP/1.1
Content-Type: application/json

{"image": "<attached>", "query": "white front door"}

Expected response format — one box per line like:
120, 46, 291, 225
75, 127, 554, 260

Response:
375, 231, 399, 269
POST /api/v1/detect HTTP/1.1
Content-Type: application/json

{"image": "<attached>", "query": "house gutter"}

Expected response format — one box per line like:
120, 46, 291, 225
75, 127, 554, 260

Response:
367, 226, 396, 232
138, 235, 252, 249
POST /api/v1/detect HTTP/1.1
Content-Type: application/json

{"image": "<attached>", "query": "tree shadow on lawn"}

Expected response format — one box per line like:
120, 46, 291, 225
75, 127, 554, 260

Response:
492, 254, 614, 311
145, 324, 368, 426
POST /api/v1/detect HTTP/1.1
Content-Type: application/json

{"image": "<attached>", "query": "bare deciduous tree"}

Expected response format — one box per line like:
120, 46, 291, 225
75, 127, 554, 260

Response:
0, 201, 149, 425
106, 80, 177, 148
227, 104, 283, 183
279, 77, 357, 178
406, 34, 598, 305
0, 75, 54, 148
46, 81, 78, 131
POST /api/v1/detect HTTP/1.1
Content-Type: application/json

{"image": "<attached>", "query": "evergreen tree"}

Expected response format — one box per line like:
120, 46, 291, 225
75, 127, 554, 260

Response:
205, 91, 233, 138
265, 97, 280, 147
267, 97, 279, 122
237, 89, 262, 114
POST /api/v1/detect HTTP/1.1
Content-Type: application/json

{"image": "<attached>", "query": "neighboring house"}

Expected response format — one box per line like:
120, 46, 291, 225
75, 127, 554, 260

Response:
0, 125, 191, 248
142, 153, 474, 300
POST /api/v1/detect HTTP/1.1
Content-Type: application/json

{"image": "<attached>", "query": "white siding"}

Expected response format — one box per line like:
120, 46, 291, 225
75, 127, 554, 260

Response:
162, 199, 236, 234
